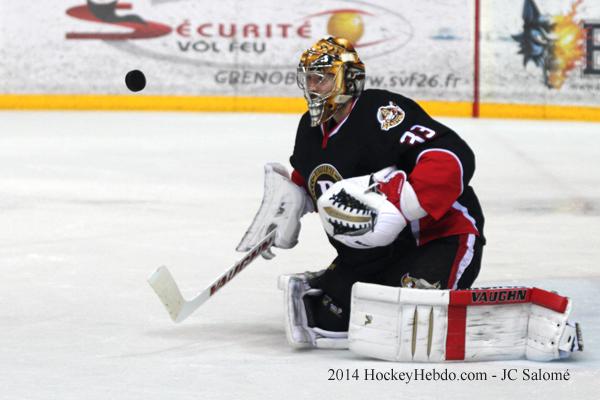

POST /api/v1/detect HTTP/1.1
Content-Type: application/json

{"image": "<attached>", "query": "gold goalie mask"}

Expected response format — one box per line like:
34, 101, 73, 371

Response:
297, 37, 366, 127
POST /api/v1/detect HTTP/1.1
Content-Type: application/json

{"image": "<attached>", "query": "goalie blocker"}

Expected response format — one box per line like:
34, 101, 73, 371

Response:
348, 283, 583, 362
236, 162, 313, 257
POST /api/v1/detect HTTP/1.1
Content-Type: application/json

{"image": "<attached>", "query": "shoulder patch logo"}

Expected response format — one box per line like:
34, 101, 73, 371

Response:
377, 101, 405, 131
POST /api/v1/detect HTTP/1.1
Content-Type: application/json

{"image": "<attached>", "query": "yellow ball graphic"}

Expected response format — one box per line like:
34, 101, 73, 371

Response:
327, 12, 364, 44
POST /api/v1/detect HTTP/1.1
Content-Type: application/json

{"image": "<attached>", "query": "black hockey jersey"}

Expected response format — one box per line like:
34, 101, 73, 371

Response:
290, 89, 485, 267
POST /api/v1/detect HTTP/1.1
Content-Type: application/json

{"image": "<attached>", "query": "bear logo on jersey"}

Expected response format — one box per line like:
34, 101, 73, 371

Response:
377, 101, 405, 131
308, 163, 343, 202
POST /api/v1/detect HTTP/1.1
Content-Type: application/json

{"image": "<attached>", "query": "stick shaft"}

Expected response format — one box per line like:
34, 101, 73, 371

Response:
148, 231, 276, 323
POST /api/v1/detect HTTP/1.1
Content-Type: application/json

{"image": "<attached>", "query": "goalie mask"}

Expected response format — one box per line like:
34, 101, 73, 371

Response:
297, 37, 365, 127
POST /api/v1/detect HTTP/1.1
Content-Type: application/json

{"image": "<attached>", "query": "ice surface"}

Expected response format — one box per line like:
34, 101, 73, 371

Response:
0, 111, 598, 399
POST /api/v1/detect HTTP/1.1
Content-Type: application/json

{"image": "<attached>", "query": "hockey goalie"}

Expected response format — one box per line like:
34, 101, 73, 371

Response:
236, 37, 583, 362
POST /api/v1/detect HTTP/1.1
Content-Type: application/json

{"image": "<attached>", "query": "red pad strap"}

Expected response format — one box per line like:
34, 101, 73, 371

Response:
450, 287, 532, 306
530, 287, 569, 313
449, 287, 569, 313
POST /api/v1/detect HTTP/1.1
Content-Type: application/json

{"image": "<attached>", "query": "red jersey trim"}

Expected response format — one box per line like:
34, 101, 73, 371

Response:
320, 98, 359, 149
446, 234, 476, 290
411, 201, 479, 246
291, 169, 306, 188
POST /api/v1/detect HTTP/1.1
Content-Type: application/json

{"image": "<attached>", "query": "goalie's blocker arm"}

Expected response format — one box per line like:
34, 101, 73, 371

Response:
236, 162, 313, 258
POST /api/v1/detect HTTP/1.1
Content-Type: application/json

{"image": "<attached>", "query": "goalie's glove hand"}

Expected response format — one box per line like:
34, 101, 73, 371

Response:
317, 173, 407, 249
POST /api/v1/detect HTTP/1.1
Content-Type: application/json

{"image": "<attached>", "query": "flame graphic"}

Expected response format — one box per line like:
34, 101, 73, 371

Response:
547, 0, 586, 89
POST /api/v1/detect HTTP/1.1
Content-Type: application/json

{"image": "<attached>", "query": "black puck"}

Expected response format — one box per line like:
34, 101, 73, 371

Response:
125, 70, 146, 92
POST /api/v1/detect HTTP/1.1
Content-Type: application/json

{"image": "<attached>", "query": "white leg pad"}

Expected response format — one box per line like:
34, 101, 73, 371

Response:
348, 283, 583, 362
278, 274, 348, 349
527, 302, 576, 361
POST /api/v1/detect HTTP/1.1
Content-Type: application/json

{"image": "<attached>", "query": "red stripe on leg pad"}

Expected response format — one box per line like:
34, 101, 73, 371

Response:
530, 287, 569, 313
446, 300, 466, 361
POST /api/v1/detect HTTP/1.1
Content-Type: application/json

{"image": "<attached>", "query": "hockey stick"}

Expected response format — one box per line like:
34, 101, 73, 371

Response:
148, 230, 276, 323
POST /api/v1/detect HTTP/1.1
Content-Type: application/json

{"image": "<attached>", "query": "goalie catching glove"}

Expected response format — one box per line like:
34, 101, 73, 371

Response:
317, 167, 426, 249
236, 163, 313, 258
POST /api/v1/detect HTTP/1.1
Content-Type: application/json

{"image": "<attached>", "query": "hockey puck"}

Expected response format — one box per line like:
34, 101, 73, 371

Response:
125, 70, 146, 92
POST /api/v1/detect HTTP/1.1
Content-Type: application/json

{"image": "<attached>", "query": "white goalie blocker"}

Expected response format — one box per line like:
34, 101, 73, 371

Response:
349, 283, 583, 362
237, 162, 313, 257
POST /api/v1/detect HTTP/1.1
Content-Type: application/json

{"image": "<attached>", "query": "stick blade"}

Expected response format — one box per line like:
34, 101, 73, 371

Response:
148, 266, 185, 323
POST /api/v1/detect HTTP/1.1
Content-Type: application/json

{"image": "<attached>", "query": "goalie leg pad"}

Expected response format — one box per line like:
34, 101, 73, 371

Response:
348, 283, 583, 362
527, 303, 582, 360
278, 274, 348, 349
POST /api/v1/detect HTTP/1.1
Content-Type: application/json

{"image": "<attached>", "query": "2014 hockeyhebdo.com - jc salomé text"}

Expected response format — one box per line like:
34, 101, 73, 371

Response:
326, 367, 571, 383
